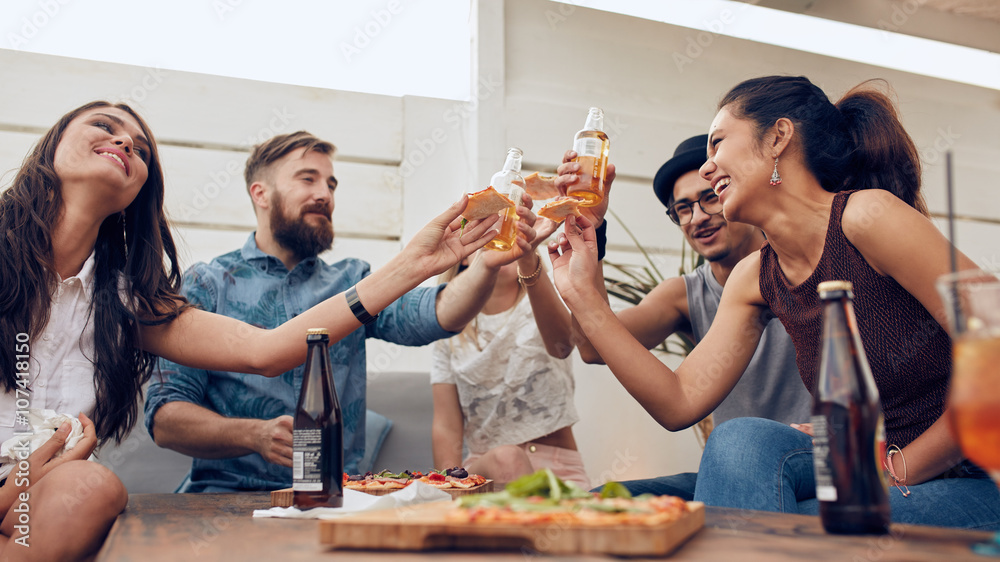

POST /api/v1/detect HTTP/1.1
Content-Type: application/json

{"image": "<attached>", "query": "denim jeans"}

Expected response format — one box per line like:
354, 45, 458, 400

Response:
599, 472, 698, 501
694, 417, 1000, 531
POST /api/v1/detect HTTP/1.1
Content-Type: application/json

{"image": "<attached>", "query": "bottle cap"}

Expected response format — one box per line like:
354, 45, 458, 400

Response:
307, 328, 330, 336
817, 280, 853, 294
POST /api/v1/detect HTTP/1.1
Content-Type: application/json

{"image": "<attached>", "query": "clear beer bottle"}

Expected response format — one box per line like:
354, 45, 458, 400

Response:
293, 328, 344, 508
486, 147, 526, 252
567, 107, 610, 207
812, 280, 890, 534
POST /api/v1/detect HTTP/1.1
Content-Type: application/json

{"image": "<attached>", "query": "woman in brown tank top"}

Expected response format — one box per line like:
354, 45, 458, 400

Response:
548, 76, 997, 529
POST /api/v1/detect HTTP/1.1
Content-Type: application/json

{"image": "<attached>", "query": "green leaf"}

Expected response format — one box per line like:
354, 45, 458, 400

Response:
598, 481, 633, 499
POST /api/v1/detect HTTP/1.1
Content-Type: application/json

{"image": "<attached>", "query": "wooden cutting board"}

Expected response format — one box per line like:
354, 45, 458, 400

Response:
318, 500, 705, 556
271, 481, 493, 507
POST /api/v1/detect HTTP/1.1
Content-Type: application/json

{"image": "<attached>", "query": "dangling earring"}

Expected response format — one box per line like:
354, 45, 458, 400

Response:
769, 157, 782, 186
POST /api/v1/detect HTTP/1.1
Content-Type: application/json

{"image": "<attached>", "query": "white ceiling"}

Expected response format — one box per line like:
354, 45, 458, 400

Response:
735, 0, 1000, 53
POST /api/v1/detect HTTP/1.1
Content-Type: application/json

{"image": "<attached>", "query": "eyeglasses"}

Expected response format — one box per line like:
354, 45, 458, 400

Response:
666, 190, 723, 226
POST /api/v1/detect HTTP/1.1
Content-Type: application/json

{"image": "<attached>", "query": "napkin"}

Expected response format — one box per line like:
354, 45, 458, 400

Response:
253, 480, 453, 520
0, 409, 85, 463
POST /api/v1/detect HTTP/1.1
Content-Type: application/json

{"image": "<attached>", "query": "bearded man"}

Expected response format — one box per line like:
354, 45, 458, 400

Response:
145, 131, 522, 492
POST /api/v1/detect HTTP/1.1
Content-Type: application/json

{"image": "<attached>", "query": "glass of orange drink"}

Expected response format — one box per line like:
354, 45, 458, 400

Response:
937, 269, 1000, 556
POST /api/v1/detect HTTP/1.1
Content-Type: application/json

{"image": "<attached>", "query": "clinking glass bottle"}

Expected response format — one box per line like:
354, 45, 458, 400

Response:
486, 147, 526, 252
293, 328, 344, 508
567, 107, 610, 207
811, 280, 890, 534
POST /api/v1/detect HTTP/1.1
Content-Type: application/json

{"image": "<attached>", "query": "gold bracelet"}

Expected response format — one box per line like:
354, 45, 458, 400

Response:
517, 253, 543, 287
884, 445, 911, 498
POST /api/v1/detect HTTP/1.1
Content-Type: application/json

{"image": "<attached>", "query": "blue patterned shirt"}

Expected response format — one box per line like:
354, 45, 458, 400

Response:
145, 233, 452, 492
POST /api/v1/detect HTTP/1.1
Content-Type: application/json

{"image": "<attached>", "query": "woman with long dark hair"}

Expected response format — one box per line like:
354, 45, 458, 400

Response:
0, 101, 502, 560
550, 76, 998, 529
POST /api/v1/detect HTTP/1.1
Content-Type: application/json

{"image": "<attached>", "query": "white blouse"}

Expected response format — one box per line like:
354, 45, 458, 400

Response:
430, 295, 579, 455
1, 253, 98, 480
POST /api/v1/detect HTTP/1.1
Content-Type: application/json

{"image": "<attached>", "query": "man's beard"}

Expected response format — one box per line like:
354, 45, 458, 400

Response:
270, 195, 334, 261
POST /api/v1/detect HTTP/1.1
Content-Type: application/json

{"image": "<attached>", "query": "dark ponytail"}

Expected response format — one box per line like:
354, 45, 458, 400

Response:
836, 81, 927, 216
719, 76, 928, 217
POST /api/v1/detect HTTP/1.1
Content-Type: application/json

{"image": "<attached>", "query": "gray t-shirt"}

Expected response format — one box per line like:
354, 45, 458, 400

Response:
683, 263, 812, 425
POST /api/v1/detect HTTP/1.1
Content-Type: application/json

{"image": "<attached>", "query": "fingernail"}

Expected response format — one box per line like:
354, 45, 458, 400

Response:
58, 422, 71, 434
790, 424, 800, 428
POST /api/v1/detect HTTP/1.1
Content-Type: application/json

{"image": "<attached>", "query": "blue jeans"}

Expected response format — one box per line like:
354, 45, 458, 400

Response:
599, 472, 698, 501
694, 417, 1000, 531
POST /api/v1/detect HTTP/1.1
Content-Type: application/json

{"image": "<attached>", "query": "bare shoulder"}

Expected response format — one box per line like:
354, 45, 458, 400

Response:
841, 189, 924, 242
723, 251, 766, 307
841, 189, 941, 276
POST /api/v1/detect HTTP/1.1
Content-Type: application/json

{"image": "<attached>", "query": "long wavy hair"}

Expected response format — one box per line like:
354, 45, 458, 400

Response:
0, 101, 188, 444
718, 76, 929, 217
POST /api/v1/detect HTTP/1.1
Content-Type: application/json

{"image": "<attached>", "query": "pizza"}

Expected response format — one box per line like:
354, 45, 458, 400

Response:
537, 197, 583, 223
462, 187, 516, 221
343, 468, 488, 491
449, 469, 691, 526
523, 171, 560, 200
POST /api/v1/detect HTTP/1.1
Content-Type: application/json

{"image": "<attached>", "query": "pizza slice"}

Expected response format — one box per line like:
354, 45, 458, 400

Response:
538, 197, 583, 223
462, 186, 516, 221
523, 171, 560, 200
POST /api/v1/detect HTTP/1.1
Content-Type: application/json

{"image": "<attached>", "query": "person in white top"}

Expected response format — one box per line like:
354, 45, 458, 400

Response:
429, 165, 617, 490
0, 101, 534, 561
431, 251, 587, 488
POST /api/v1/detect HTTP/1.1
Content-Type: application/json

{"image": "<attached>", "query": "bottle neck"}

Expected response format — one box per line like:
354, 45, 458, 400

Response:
502, 152, 522, 173
584, 109, 604, 132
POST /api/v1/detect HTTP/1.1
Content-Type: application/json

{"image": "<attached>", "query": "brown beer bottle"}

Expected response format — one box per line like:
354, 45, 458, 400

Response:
812, 281, 890, 534
293, 328, 344, 508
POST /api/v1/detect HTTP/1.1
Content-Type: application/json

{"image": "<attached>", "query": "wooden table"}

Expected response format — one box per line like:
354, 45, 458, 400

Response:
97, 492, 992, 561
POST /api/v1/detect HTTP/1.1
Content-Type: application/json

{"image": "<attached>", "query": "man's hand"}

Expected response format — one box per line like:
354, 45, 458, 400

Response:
554, 150, 616, 228
253, 415, 294, 467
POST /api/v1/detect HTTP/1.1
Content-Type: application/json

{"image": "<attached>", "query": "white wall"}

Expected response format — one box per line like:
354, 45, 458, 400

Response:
1, 0, 997, 486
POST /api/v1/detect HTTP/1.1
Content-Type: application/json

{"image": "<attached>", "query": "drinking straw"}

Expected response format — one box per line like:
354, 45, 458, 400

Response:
945, 151, 963, 333
946, 151, 957, 276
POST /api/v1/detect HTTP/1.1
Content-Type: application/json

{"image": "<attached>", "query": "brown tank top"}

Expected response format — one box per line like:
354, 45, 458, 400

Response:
759, 190, 950, 448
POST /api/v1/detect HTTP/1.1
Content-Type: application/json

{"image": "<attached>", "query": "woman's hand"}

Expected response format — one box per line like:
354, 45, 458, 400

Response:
790, 423, 814, 436
554, 150, 616, 228
479, 194, 540, 270
23, 414, 98, 486
402, 194, 503, 277
548, 215, 600, 307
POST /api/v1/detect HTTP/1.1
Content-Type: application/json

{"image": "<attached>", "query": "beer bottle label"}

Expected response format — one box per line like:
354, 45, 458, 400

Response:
810, 414, 838, 502
293, 428, 324, 492
574, 137, 603, 158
